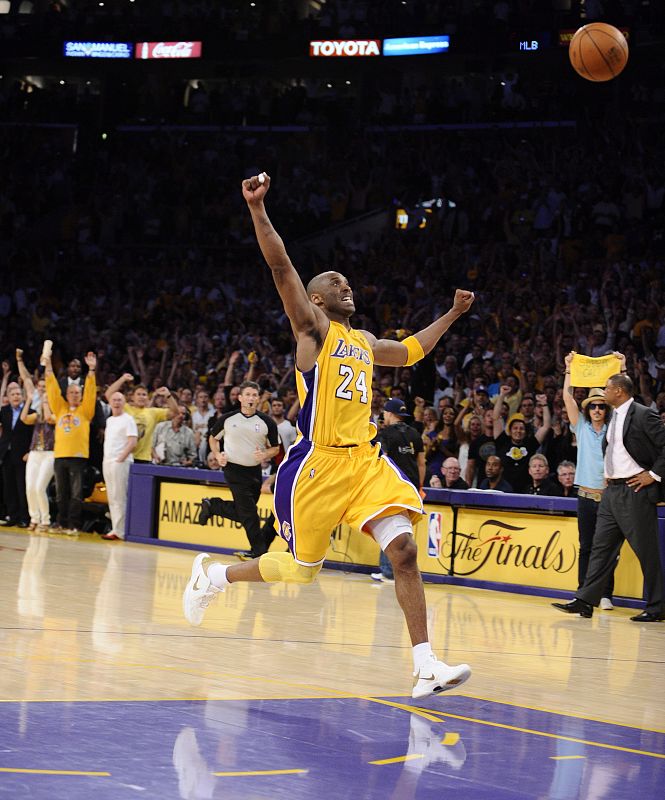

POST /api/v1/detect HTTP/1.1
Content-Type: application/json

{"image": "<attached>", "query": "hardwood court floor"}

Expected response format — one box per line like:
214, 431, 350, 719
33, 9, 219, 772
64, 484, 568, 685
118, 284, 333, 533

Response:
1, 529, 664, 799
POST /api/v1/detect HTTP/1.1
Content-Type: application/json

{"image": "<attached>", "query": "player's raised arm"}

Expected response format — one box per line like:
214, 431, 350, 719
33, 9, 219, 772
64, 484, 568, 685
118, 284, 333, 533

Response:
242, 173, 326, 339
368, 290, 475, 367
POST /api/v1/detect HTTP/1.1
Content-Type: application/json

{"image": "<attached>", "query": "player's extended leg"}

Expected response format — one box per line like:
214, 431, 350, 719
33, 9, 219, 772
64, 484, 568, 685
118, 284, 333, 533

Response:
368, 513, 471, 698
384, 532, 428, 645
182, 551, 322, 626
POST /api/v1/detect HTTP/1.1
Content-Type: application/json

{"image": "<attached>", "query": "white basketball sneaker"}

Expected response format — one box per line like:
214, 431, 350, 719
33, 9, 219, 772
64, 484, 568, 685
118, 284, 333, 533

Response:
182, 553, 222, 626
412, 656, 471, 699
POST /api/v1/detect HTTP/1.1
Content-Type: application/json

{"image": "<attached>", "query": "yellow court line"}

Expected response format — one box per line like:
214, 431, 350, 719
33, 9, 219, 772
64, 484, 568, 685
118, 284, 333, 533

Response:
441, 732, 460, 746
4, 651, 661, 733
459, 691, 665, 736
369, 754, 423, 766
0, 768, 110, 776
213, 769, 307, 777
2, 649, 662, 736
550, 756, 586, 761
355, 695, 445, 722
415, 708, 665, 760
0, 684, 446, 723
1, 685, 663, 745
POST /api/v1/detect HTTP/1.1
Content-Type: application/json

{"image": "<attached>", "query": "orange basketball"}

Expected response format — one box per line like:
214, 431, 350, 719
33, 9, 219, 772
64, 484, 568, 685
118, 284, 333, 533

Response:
569, 23, 628, 82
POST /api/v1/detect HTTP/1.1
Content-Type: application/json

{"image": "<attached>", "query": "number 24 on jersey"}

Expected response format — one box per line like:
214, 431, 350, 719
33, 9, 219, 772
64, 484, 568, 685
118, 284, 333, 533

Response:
335, 365, 368, 404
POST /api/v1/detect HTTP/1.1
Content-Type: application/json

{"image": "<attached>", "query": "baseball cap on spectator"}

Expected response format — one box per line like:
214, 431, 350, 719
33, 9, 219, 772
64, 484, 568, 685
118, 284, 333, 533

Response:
384, 399, 411, 417
506, 413, 526, 430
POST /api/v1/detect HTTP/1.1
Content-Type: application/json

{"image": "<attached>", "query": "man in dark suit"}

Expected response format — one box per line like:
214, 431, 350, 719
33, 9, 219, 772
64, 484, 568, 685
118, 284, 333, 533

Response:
553, 373, 665, 622
58, 358, 83, 399
0, 383, 33, 527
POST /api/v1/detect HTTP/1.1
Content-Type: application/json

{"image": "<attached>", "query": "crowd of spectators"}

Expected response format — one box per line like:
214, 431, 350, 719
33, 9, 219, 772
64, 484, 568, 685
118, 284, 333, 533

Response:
2, 0, 665, 129
2, 48, 664, 130
1, 4, 665, 530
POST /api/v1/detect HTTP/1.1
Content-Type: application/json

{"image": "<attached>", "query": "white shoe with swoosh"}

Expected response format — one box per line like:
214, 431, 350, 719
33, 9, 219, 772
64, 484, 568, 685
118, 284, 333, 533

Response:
412, 657, 471, 699
183, 553, 221, 626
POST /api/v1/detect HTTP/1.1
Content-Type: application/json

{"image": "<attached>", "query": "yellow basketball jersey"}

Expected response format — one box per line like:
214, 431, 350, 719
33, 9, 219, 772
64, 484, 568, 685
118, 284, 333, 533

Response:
295, 321, 376, 446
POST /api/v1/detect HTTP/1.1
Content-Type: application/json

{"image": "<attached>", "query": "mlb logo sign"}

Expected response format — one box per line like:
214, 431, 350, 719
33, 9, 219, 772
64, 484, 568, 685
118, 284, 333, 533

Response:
427, 513, 442, 557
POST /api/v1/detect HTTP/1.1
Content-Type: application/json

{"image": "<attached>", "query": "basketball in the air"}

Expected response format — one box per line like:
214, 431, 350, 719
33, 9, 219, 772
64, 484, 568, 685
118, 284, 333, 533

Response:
569, 23, 628, 82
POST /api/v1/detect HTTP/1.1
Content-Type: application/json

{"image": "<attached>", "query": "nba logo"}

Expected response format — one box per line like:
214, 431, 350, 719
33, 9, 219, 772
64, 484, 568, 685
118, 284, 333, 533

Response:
427, 513, 442, 557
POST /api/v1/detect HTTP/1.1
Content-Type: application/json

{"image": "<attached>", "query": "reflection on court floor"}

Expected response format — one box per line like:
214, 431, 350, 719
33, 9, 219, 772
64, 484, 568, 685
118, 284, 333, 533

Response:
1, 696, 664, 799
1, 529, 664, 799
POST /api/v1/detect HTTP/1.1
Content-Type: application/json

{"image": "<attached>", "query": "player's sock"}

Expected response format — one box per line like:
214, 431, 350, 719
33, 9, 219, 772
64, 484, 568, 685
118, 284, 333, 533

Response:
205, 560, 229, 590
412, 642, 435, 672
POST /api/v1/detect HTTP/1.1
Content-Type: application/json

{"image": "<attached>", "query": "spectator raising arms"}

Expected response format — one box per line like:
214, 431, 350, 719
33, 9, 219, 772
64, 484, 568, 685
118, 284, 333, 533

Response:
19, 364, 56, 532
44, 344, 97, 534
101, 392, 138, 540
492, 385, 551, 493
563, 351, 618, 609
104, 374, 179, 464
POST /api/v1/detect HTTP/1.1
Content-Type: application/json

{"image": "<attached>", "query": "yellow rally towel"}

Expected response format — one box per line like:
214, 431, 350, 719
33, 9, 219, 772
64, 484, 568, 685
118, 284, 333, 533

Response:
570, 353, 621, 388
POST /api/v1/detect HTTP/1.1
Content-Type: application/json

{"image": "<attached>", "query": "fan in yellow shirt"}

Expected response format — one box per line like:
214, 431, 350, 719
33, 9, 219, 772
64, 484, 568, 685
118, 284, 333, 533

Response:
104, 373, 179, 462
44, 346, 97, 533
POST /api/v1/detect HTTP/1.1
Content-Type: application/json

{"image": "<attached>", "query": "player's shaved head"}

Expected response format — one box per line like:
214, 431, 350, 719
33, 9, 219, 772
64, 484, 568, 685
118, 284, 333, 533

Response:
306, 270, 354, 320
306, 271, 336, 299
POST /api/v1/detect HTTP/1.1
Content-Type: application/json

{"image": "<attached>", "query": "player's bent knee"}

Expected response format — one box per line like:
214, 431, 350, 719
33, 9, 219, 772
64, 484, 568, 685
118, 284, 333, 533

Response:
387, 534, 418, 571
258, 552, 322, 584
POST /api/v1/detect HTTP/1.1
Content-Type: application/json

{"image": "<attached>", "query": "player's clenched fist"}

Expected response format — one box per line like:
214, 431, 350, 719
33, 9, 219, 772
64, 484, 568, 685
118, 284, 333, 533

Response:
242, 172, 270, 205
453, 289, 475, 314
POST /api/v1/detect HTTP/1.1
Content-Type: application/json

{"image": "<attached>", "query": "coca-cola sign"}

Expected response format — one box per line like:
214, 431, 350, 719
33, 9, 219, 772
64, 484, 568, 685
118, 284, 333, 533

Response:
135, 41, 203, 59
309, 40, 381, 57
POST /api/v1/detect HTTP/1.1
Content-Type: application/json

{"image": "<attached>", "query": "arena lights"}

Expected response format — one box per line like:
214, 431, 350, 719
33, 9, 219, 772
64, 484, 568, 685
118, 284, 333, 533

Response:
135, 41, 203, 59
64, 41, 133, 58
395, 198, 455, 231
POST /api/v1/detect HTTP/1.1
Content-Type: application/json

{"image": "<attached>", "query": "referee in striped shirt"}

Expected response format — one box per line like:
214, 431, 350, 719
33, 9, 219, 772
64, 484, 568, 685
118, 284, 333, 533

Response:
198, 381, 279, 558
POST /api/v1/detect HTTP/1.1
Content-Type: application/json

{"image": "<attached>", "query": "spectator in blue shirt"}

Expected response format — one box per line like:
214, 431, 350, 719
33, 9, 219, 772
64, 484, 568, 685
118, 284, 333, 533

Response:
563, 351, 625, 610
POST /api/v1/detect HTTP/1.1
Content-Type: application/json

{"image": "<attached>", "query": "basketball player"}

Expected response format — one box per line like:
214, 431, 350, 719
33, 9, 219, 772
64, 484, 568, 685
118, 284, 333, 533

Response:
183, 172, 474, 698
